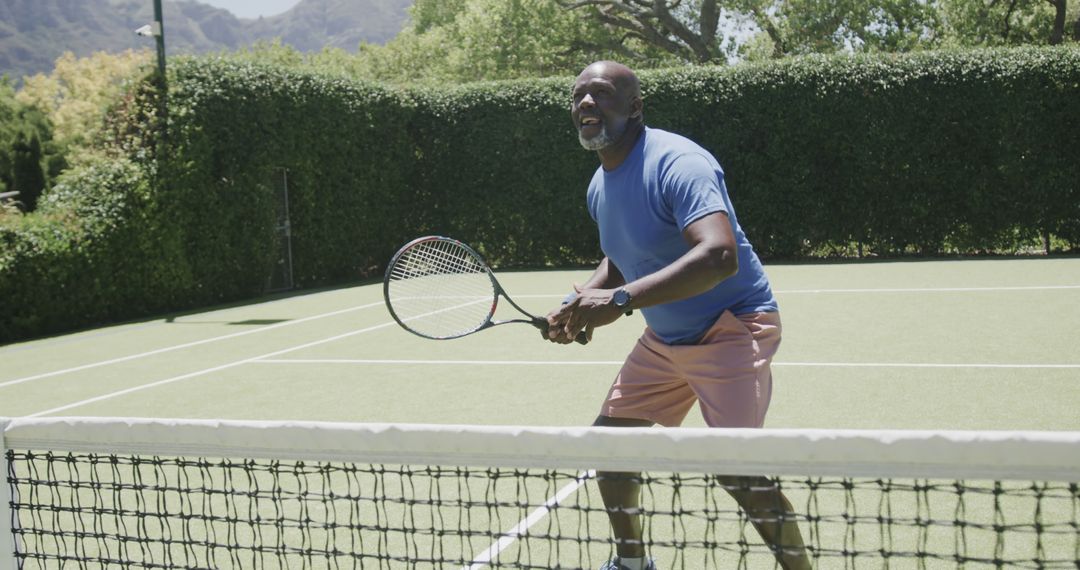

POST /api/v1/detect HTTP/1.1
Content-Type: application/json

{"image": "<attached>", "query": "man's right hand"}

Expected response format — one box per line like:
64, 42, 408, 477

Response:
543, 301, 581, 344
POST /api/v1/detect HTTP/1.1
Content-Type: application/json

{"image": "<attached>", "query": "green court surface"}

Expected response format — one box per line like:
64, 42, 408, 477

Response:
3, 257, 1079, 569
3, 257, 1078, 430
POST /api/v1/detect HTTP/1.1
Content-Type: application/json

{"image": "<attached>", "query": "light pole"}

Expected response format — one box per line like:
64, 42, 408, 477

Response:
152, 0, 166, 77
135, 1, 168, 161
136, 0, 166, 77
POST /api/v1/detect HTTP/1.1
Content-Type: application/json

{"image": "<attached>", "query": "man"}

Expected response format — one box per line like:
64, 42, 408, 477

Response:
544, 61, 812, 570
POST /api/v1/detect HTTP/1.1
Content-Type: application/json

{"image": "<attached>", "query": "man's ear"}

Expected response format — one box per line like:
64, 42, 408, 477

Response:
630, 96, 643, 119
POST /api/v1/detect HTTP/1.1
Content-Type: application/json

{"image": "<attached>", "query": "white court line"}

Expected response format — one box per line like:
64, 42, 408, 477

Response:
779, 362, 1080, 369
26, 321, 398, 418
25, 300, 492, 417
6, 285, 1075, 390
256, 359, 621, 366
253, 359, 1080, 369
772, 285, 1080, 294
514, 285, 1080, 296
0, 303, 382, 390
463, 471, 594, 570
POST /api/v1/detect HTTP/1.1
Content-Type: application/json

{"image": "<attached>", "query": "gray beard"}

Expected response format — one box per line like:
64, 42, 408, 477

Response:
578, 125, 615, 151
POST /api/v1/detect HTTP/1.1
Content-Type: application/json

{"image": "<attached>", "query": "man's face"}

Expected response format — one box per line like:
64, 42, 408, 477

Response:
571, 67, 635, 151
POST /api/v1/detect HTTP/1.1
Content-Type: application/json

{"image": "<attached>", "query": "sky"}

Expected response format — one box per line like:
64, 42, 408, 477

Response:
188, 0, 304, 19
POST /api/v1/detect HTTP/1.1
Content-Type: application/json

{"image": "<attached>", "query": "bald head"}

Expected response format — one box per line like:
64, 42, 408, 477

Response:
578, 61, 641, 100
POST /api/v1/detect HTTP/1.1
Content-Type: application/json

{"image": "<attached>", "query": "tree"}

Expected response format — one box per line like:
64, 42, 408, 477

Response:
556, 0, 942, 61
411, 0, 470, 32
17, 50, 153, 154
220, 0, 1077, 82
556, 0, 728, 61
1049, 0, 1068, 44
557, 0, 1075, 66
352, 0, 678, 84
1, 77, 59, 203
936, 0, 1055, 45
0, 79, 16, 195
789, 0, 940, 53
11, 130, 46, 212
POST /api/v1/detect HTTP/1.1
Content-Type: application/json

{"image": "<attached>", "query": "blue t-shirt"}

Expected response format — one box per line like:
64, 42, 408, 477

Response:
586, 127, 777, 345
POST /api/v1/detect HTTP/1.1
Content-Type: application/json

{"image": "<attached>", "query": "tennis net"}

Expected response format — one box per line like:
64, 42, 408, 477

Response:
3, 417, 1078, 569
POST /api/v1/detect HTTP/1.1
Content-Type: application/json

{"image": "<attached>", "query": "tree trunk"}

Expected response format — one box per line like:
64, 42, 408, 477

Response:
1048, 0, 1066, 44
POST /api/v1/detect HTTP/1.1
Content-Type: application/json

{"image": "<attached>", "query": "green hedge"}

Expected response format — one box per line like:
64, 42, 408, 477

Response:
405, 81, 600, 266
1, 47, 1078, 342
0, 156, 183, 341
163, 61, 418, 299
641, 48, 1080, 256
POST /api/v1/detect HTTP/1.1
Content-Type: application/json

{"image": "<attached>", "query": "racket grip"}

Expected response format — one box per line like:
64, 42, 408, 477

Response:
533, 317, 590, 345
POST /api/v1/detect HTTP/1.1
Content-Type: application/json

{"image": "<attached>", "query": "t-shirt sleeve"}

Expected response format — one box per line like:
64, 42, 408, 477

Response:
661, 152, 728, 231
586, 181, 598, 222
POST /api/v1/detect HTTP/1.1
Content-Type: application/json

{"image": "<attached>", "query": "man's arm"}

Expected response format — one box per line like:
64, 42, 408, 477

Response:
557, 211, 738, 340
580, 256, 626, 290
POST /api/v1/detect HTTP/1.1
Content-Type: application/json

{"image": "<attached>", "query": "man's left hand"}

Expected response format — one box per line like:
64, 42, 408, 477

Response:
557, 285, 624, 341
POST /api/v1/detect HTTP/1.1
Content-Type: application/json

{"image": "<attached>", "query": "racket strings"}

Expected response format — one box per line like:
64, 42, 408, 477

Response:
386, 240, 497, 338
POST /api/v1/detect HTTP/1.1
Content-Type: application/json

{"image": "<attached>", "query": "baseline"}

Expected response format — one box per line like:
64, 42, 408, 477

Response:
252, 358, 1080, 369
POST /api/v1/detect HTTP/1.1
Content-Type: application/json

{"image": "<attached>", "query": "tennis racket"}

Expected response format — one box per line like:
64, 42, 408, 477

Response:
383, 236, 588, 344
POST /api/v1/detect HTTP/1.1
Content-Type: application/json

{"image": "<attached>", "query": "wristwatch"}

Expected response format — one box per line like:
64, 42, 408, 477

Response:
612, 288, 634, 316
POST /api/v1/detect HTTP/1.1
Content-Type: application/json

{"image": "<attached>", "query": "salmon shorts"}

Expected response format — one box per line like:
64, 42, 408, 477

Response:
599, 310, 782, 428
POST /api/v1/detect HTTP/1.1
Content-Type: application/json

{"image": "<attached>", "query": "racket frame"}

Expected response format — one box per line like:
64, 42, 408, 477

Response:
383, 236, 555, 341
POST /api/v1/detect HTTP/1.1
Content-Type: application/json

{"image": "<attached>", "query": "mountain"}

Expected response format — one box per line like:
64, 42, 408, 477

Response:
0, 0, 414, 81
249, 0, 411, 51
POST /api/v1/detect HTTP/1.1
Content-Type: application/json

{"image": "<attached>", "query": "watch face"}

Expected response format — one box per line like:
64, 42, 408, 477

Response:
614, 289, 631, 307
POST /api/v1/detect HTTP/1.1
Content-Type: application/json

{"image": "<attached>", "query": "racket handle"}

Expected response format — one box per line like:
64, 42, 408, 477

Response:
533, 318, 590, 345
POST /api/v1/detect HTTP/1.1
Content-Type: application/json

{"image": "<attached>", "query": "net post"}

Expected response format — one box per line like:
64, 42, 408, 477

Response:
0, 418, 17, 570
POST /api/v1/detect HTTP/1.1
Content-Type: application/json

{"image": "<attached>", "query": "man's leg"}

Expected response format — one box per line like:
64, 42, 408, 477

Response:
594, 327, 695, 564
717, 475, 812, 570
593, 414, 654, 559
688, 312, 811, 568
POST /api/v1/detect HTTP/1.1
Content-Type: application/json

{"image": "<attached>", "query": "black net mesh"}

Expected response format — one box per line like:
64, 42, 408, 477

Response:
7, 450, 1079, 569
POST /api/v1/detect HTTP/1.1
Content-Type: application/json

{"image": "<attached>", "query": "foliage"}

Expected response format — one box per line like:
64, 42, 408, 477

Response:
214, 0, 674, 85
10, 129, 46, 211
779, 0, 942, 53
156, 48, 1080, 268
204, 0, 1080, 83
556, 0, 732, 62
646, 47, 1080, 256
351, 0, 680, 85
0, 59, 176, 342
936, 0, 1067, 46
17, 50, 153, 156
0, 154, 182, 341
162, 57, 418, 299
0, 81, 19, 195
0, 78, 58, 207
225, 40, 373, 79
559, 0, 1080, 66
224, 0, 1080, 81
2, 49, 153, 213
410, 0, 469, 32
